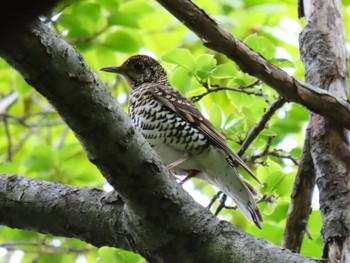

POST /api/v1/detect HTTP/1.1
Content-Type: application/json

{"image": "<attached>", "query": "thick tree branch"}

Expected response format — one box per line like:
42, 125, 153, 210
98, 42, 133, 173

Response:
156, 0, 350, 129
0, 21, 323, 263
0, 174, 128, 249
283, 125, 316, 252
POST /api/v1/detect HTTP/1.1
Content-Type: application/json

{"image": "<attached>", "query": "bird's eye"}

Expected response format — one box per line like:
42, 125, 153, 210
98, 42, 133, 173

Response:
134, 62, 144, 72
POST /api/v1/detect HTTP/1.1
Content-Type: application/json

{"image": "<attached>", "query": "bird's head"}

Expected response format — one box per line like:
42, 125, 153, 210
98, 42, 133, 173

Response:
100, 55, 168, 89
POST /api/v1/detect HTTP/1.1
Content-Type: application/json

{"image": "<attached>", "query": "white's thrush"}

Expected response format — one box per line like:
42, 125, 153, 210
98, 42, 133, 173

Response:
101, 55, 263, 229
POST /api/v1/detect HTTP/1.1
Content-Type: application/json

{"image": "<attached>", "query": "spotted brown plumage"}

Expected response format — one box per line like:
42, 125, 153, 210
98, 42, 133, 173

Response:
101, 54, 263, 229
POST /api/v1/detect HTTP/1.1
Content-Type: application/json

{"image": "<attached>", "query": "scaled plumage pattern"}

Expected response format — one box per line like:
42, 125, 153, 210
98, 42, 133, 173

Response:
101, 55, 263, 229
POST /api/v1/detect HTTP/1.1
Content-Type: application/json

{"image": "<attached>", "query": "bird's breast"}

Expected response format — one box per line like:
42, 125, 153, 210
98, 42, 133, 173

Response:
128, 90, 209, 156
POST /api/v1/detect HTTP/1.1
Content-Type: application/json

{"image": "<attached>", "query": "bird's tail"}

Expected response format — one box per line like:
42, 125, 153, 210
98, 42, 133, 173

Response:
225, 179, 263, 230
202, 155, 263, 229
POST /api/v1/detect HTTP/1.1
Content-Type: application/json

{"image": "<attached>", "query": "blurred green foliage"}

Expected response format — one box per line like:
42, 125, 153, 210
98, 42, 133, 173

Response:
1, 0, 347, 261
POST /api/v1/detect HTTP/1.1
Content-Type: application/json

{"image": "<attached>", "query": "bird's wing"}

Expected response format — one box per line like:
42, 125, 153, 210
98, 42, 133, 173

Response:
150, 85, 262, 186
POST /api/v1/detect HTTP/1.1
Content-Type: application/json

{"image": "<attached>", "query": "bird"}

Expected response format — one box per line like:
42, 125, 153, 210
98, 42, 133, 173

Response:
101, 54, 263, 229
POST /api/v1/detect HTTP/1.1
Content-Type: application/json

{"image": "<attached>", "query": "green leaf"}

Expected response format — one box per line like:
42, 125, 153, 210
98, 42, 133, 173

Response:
242, 107, 256, 129
270, 58, 295, 68
195, 54, 217, 79
37, 254, 73, 263
73, 2, 102, 24
105, 30, 141, 53
99, 0, 121, 10
69, 28, 91, 39
57, 142, 82, 161
94, 46, 118, 69
258, 158, 284, 193
300, 211, 322, 257
58, 2, 106, 39
57, 13, 77, 30
209, 104, 223, 128
224, 113, 238, 128
98, 247, 119, 263
14, 74, 32, 97
211, 64, 236, 78
1, 227, 39, 242
98, 247, 145, 263
0, 162, 21, 174
170, 67, 192, 95
24, 144, 58, 175
263, 201, 289, 221
110, 0, 155, 28
110, 12, 140, 28
162, 49, 196, 72
230, 77, 249, 86
244, 34, 276, 60
119, 0, 154, 15
259, 129, 277, 137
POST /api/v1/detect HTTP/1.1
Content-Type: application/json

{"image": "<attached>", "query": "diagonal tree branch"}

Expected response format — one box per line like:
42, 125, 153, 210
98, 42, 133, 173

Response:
156, 0, 350, 129
0, 20, 324, 263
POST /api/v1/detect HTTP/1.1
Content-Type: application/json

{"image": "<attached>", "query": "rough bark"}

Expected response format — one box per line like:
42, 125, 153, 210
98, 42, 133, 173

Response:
0, 174, 127, 249
0, 173, 323, 263
0, 20, 322, 263
300, 1, 350, 262
283, 125, 316, 252
156, 0, 350, 130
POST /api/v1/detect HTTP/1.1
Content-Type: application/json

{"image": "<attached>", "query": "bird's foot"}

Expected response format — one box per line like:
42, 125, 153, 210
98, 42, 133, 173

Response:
180, 170, 199, 185
167, 154, 190, 170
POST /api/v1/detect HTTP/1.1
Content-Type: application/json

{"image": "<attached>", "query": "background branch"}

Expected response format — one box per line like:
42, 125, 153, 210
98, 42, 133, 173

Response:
156, 0, 350, 129
283, 125, 315, 252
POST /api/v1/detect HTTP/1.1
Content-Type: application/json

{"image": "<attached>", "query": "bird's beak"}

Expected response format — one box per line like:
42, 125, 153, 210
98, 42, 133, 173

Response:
100, 66, 124, 74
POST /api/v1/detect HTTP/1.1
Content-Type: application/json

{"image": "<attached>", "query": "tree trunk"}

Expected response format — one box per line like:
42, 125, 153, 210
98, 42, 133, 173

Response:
299, 1, 350, 262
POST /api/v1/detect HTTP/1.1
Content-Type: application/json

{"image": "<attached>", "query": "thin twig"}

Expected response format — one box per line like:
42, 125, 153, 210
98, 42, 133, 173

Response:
251, 149, 299, 165
191, 80, 261, 103
214, 195, 278, 215
214, 193, 228, 216
238, 97, 286, 156
207, 191, 223, 210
